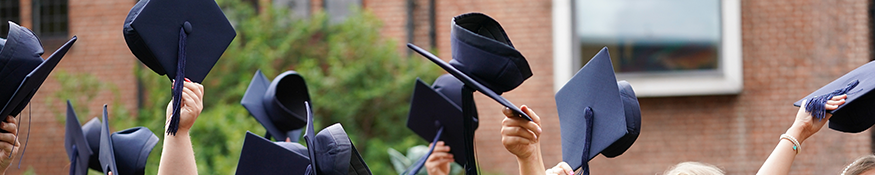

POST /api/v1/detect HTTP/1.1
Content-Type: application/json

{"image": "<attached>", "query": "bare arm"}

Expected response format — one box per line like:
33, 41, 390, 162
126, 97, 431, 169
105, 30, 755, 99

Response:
501, 105, 546, 175
158, 80, 204, 175
756, 95, 846, 175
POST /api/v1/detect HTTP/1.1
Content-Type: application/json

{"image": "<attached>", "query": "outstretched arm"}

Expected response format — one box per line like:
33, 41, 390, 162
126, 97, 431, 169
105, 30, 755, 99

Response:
501, 105, 546, 175
756, 95, 846, 175
158, 79, 204, 175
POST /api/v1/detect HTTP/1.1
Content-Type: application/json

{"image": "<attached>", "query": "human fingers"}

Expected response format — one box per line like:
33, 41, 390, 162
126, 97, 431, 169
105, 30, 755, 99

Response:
0, 133, 14, 156
182, 88, 198, 110
433, 143, 451, 153
183, 81, 203, 101
520, 105, 542, 126
503, 107, 516, 118
555, 162, 574, 175
502, 125, 537, 141
0, 121, 15, 135
831, 94, 847, 100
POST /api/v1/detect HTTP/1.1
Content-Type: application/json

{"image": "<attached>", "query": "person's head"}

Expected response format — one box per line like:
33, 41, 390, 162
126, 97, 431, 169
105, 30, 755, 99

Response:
842, 155, 875, 175
664, 162, 724, 175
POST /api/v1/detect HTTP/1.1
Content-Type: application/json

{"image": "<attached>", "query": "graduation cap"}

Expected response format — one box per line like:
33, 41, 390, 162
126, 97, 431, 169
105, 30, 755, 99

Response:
65, 105, 106, 173
407, 12, 533, 121
124, 0, 237, 135
236, 131, 310, 174
793, 60, 875, 133
65, 101, 93, 175
98, 105, 160, 175
555, 47, 641, 175
241, 70, 310, 142
403, 74, 476, 175
302, 102, 372, 175
0, 21, 77, 121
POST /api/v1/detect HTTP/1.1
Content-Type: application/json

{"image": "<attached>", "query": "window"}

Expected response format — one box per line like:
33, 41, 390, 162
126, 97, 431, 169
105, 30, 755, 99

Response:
553, 0, 742, 97
274, 0, 309, 19
0, 0, 20, 38
32, 0, 68, 37
324, 0, 361, 23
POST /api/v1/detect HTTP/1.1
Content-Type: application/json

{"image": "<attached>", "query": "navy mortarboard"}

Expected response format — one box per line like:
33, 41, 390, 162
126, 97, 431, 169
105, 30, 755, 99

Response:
0, 21, 77, 120
65, 101, 93, 175
124, 0, 236, 135
98, 105, 160, 175
794, 60, 875, 133
556, 47, 641, 175
407, 12, 533, 121
242, 70, 310, 142
236, 131, 310, 174
303, 102, 372, 175
404, 74, 475, 175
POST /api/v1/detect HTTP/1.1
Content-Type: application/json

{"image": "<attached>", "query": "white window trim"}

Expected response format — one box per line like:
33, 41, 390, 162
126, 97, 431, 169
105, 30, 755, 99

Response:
552, 0, 742, 97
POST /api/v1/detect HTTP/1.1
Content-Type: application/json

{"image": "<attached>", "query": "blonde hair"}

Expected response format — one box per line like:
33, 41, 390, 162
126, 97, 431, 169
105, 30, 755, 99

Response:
842, 155, 875, 175
663, 162, 725, 175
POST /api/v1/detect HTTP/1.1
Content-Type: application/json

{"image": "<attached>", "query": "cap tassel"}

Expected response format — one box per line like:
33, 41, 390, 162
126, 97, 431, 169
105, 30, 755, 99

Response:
404, 126, 444, 175
578, 107, 594, 175
805, 80, 859, 120
69, 145, 77, 175
167, 24, 189, 136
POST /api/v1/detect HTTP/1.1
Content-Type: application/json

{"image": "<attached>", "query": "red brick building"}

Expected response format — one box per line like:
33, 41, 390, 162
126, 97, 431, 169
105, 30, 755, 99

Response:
1, 0, 873, 174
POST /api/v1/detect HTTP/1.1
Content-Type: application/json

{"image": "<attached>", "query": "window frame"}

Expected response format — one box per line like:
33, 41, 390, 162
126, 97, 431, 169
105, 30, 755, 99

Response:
552, 0, 742, 97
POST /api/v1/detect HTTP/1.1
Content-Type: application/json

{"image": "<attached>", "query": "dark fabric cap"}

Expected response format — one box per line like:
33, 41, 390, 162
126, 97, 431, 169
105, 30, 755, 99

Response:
450, 13, 532, 94
555, 47, 640, 170
794, 60, 875, 133
601, 81, 641, 158
65, 101, 93, 175
82, 117, 102, 172
0, 21, 76, 120
303, 102, 372, 175
406, 74, 476, 166
242, 70, 310, 142
98, 105, 159, 175
123, 0, 236, 83
236, 131, 310, 174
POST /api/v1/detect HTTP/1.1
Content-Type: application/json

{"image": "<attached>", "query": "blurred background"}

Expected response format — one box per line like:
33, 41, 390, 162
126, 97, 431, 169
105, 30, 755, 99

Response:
0, 0, 873, 174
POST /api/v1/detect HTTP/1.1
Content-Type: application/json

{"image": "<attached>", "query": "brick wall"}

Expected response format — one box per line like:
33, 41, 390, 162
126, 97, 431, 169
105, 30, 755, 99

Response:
364, 0, 873, 174
8, 0, 138, 174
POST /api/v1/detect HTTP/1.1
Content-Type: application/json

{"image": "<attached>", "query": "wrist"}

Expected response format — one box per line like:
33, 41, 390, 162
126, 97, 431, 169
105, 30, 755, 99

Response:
785, 126, 805, 143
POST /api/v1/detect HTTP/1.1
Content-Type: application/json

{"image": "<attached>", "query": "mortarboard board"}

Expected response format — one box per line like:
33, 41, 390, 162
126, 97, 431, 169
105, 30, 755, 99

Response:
793, 60, 875, 133
98, 105, 160, 175
124, 0, 237, 135
556, 47, 641, 174
0, 21, 77, 121
404, 74, 477, 174
407, 12, 533, 121
303, 102, 372, 175
236, 131, 310, 174
241, 70, 310, 142
65, 101, 93, 175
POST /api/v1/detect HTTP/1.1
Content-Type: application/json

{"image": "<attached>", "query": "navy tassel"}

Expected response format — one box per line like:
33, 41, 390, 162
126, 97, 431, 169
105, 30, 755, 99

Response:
805, 80, 858, 120
69, 145, 77, 175
579, 107, 594, 175
167, 25, 188, 136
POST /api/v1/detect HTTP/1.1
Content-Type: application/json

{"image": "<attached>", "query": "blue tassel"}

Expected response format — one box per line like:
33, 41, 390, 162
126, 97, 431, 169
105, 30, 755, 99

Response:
167, 26, 188, 136
579, 107, 594, 175
805, 80, 858, 120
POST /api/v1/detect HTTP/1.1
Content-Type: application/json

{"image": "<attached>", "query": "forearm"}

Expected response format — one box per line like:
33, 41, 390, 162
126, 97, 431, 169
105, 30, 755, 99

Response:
516, 147, 546, 175
158, 130, 198, 175
756, 128, 804, 175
